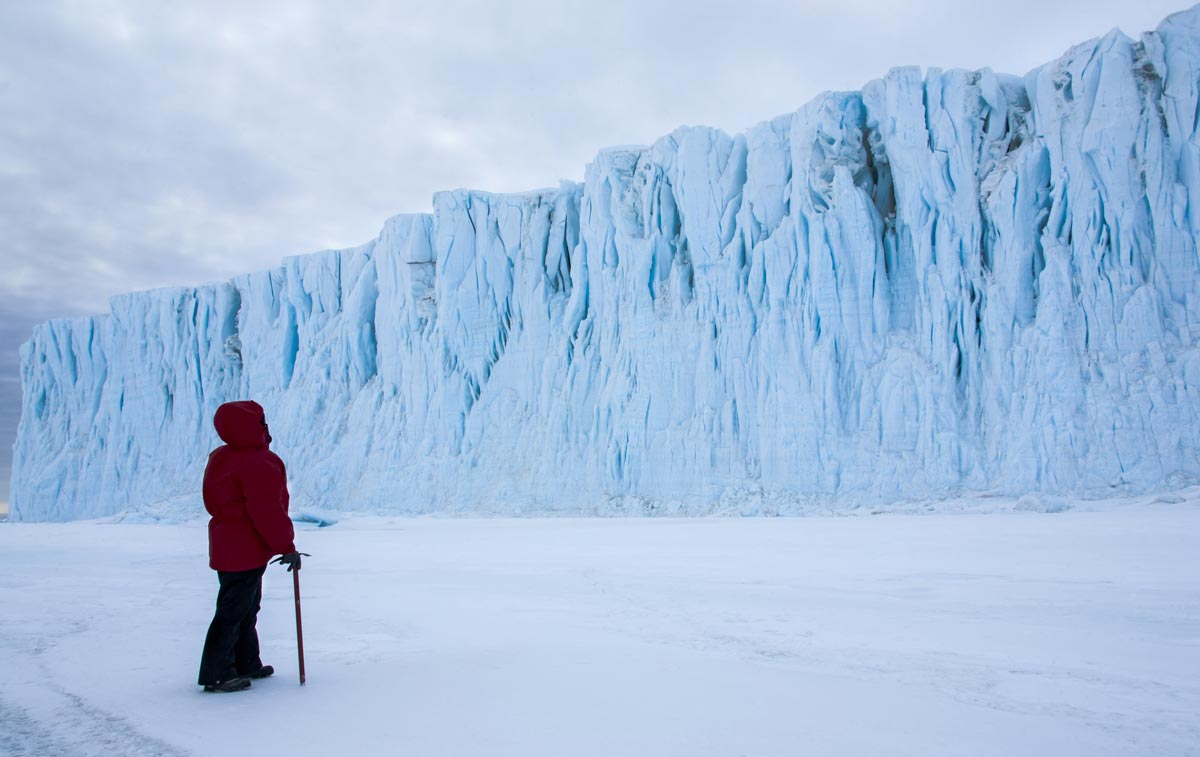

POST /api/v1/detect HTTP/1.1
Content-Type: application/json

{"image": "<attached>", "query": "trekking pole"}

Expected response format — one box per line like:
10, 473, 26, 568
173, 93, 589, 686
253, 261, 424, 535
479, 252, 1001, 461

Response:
273, 552, 312, 685
292, 566, 306, 685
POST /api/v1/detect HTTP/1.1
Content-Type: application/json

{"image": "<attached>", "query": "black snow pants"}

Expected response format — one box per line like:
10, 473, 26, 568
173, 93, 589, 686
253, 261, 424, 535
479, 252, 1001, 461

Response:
198, 565, 266, 685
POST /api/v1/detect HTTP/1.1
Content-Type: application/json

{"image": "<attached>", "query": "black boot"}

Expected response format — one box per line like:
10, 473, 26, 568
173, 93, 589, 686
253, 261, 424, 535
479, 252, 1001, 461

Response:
245, 665, 274, 679
203, 677, 251, 693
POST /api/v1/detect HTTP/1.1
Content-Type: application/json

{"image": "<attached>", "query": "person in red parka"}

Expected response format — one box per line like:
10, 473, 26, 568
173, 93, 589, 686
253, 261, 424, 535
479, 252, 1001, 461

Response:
198, 400, 302, 693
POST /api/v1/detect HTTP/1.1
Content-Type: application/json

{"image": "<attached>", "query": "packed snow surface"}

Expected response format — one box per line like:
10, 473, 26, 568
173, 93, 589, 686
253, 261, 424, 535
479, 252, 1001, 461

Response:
13, 7, 1200, 519
1, 499, 1198, 756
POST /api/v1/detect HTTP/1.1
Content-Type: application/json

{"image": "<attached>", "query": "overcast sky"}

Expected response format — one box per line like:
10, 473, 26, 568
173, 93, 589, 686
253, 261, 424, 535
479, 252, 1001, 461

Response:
1, 0, 1192, 510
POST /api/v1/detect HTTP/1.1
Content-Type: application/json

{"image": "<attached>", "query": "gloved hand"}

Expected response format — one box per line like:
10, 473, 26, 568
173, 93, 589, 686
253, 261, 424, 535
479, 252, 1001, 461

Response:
272, 551, 309, 572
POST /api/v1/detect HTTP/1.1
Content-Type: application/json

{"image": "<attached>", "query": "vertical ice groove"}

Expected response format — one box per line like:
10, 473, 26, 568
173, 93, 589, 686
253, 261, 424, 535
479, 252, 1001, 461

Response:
12, 6, 1200, 519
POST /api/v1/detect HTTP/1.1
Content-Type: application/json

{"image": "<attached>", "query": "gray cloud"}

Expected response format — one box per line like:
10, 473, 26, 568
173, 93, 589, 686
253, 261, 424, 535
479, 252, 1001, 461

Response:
0, 0, 1191, 506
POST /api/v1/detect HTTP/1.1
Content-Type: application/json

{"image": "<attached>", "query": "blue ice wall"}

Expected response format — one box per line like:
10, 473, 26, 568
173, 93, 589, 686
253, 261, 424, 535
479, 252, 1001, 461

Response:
13, 8, 1200, 519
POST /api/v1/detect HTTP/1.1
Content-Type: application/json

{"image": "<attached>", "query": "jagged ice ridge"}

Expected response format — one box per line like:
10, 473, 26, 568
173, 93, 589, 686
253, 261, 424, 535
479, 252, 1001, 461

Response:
13, 8, 1200, 519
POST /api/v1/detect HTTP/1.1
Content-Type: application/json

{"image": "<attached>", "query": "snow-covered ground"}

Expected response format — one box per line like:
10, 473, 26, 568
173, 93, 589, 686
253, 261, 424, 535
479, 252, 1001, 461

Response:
1, 499, 1198, 756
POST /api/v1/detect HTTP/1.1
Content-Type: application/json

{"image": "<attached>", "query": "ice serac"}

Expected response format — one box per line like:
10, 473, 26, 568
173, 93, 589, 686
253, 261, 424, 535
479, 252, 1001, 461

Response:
13, 8, 1200, 519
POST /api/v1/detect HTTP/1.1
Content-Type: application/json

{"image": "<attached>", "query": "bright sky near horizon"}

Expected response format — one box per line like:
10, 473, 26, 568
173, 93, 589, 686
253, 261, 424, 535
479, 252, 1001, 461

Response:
1, 0, 1193, 507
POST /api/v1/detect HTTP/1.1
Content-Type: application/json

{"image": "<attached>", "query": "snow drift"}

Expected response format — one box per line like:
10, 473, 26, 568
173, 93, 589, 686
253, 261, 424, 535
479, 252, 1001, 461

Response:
13, 8, 1200, 519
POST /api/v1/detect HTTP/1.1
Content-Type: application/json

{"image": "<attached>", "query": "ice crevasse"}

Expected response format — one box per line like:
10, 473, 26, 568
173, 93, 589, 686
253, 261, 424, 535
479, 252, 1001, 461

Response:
13, 8, 1200, 519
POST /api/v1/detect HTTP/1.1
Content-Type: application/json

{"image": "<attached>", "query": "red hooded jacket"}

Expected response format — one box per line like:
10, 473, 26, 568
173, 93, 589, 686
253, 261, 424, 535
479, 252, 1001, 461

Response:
203, 401, 296, 571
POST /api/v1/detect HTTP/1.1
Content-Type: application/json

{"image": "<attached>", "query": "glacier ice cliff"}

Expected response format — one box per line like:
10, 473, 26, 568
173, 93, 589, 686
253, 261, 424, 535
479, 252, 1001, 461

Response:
13, 8, 1200, 519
